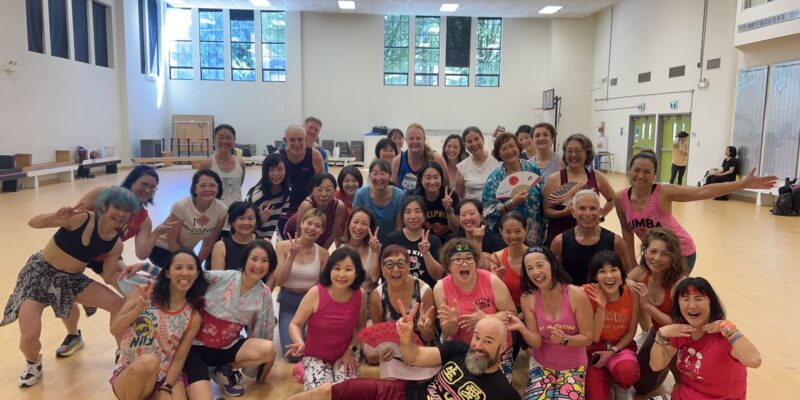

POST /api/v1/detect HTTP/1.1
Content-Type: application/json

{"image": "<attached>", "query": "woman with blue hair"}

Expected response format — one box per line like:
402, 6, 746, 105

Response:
1, 186, 140, 388
57, 165, 173, 359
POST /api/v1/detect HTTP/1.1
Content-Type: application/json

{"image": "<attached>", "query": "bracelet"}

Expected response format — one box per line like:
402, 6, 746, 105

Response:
654, 330, 670, 346
560, 336, 570, 346
719, 320, 738, 338
157, 385, 172, 394
729, 332, 744, 345
504, 200, 514, 210
150, 264, 161, 276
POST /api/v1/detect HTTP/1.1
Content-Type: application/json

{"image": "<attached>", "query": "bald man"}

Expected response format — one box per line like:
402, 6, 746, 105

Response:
280, 125, 324, 224
287, 309, 521, 400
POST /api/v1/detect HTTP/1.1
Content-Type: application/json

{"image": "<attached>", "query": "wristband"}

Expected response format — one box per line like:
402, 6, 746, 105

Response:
150, 264, 161, 276
655, 330, 670, 346
719, 320, 738, 338
729, 332, 744, 345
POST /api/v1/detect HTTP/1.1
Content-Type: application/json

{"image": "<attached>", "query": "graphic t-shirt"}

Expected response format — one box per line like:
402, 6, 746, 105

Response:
405, 341, 521, 400
154, 196, 227, 250
670, 333, 747, 400
384, 230, 442, 288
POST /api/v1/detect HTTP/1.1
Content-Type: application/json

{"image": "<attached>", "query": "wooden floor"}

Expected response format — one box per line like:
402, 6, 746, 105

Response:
0, 166, 797, 399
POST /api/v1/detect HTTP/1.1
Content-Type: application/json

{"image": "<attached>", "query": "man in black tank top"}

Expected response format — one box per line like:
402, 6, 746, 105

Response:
281, 125, 324, 217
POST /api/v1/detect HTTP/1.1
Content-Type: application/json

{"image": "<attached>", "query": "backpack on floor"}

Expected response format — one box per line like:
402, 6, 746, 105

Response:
771, 192, 798, 216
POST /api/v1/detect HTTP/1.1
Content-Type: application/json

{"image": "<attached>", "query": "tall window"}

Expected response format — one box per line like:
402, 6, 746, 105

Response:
146, 0, 160, 75
230, 10, 255, 81
49, 0, 69, 59
414, 16, 439, 86
445, 16, 470, 87
476, 18, 501, 87
72, 0, 89, 63
92, 1, 109, 67
384, 15, 409, 86
261, 11, 286, 82
199, 9, 224, 80
166, 6, 193, 80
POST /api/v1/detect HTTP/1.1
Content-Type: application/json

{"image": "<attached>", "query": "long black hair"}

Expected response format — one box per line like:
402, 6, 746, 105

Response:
414, 161, 446, 199
152, 249, 208, 311
256, 153, 289, 195
238, 240, 278, 283
587, 250, 627, 296
670, 277, 726, 324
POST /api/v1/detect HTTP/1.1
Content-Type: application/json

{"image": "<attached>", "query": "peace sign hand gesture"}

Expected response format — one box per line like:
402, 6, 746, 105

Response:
416, 305, 436, 334
395, 299, 420, 343
368, 226, 381, 252
54, 206, 79, 223
259, 203, 276, 223
487, 253, 505, 278
443, 187, 454, 212
419, 229, 431, 256
287, 232, 301, 260
134, 282, 154, 312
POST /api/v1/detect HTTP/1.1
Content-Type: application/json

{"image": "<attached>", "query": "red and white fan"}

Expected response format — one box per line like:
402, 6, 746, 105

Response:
357, 321, 424, 348
495, 171, 541, 200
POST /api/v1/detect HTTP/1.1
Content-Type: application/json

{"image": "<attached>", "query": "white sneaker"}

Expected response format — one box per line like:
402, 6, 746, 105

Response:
18, 355, 43, 387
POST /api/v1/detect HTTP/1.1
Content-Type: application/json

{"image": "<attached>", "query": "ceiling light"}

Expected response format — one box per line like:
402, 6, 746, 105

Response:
538, 6, 563, 14
249, 0, 271, 7
440, 3, 459, 12
338, 1, 356, 9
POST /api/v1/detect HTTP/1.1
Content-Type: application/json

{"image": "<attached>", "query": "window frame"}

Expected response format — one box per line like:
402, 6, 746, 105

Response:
383, 14, 410, 86
198, 8, 225, 81
414, 15, 440, 86
444, 16, 471, 87
261, 10, 287, 82
230, 9, 256, 82
166, 6, 193, 80
475, 17, 501, 87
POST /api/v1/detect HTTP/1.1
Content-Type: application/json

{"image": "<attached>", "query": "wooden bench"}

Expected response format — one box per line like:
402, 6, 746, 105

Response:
22, 162, 78, 188
77, 156, 122, 179
131, 156, 208, 169
0, 168, 25, 192
742, 187, 780, 207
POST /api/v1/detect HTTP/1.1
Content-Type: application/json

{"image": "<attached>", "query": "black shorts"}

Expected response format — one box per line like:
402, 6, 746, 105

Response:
184, 338, 248, 384
149, 246, 172, 269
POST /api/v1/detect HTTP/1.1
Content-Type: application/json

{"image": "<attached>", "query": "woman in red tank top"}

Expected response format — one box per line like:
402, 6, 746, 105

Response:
627, 228, 687, 396
583, 250, 641, 400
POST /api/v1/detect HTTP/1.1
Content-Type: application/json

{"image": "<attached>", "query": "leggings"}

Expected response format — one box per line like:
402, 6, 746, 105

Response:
669, 164, 686, 185
634, 330, 680, 396
278, 289, 307, 363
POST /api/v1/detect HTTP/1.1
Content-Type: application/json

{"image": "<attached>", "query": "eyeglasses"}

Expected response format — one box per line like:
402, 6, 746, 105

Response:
383, 260, 408, 270
450, 256, 475, 265
139, 183, 158, 192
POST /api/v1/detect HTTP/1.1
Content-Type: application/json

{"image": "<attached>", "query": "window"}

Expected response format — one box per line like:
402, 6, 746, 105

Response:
92, 1, 109, 67
199, 9, 224, 80
73, 0, 89, 63
414, 16, 439, 86
230, 9, 255, 81
445, 16, 470, 87
26, 0, 45, 54
261, 11, 286, 82
476, 17, 501, 87
166, 6, 193, 79
384, 15, 409, 86
147, 0, 160, 75
49, 0, 69, 59
743, 0, 773, 9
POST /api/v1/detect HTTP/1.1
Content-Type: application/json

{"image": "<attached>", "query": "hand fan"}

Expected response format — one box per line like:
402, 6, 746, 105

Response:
357, 321, 424, 347
548, 182, 587, 206
495, 171, 541, 200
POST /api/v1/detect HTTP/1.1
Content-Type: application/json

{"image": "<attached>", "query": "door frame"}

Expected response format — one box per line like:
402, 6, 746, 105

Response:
626, 114, 657, 168
656, 113, 692, 183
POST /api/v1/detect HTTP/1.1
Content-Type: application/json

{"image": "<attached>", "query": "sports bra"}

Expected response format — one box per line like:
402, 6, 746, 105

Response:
53, 212, 118, 263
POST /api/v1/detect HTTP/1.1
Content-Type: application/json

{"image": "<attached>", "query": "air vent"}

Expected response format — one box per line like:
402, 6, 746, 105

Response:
610, 78, 618, 86
707, 58, 721, 70
638, 72, 651, 83
668, 65, 685, 78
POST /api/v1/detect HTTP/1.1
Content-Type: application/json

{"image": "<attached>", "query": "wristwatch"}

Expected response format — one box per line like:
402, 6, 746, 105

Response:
560, 337, 569, 346
351, 345, 358, 353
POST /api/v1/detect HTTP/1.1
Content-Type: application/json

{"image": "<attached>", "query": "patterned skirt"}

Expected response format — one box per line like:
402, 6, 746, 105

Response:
525, 364, 586, 400
1, 252, 94, 325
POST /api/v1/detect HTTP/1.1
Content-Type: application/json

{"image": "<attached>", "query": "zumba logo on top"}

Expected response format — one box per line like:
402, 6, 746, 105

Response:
627, 218, 662, 231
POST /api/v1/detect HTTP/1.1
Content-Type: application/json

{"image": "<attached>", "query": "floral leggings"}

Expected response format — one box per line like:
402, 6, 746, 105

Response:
302, 355, 360, 390
525, 364, 586, 400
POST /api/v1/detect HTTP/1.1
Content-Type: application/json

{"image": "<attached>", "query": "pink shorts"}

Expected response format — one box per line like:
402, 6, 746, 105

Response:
331, 378, 407, 400
606, 348, 638, 371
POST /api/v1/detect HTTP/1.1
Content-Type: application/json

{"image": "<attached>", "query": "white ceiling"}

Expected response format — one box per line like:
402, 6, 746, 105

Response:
165, 0, 620, 18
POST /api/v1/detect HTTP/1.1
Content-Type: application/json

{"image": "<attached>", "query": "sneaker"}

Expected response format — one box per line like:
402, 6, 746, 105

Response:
18, 355, 43, 387
55, 331, 84, 357
213, 366, 245, 397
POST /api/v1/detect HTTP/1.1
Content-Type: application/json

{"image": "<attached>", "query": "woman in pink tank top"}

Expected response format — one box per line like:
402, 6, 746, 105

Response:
286, 247, 367, 390
615, 150, 776, 273
506, 246, 593, 400
433, 238, 517, 381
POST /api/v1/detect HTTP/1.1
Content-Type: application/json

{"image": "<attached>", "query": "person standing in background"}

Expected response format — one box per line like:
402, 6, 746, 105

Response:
669, 131, 689, 185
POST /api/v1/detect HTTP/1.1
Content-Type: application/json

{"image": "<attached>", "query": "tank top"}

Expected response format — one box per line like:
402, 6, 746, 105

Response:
560, 227, 616, 286
456, 155, 499, 201
546, 167, 600, 244
282, 244, 322, 290
442, 269, 501, 345
282, 147, 316, 213
304, 284, 362, 364
211, 156, 243, 208
531, 153, 561, 184
222, 236, 251, 270
622, 184, 696, 256
115, 301, 195, 382
531, 284, 587, 370
582, 284, 634, 343
398, 151, 421, 195
379, 279, 423, 325
642, 271, 673, 330
53, 212, 118, 263
499, 248, 522, 307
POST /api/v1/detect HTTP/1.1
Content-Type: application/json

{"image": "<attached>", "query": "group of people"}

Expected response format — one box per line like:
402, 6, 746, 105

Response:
1, 118, 776, 400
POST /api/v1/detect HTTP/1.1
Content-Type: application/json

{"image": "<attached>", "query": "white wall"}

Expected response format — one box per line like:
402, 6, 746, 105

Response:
590, 0, 741, 185
0, 0, 127, 164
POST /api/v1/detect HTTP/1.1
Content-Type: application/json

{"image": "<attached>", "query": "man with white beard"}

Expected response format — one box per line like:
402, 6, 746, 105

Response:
287, 303, 521, 400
